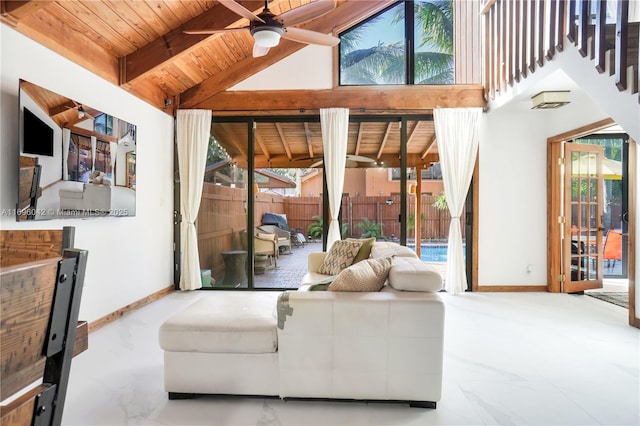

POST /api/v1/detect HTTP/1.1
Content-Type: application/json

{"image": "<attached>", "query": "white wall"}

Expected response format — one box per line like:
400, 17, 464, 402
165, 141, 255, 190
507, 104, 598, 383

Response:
229, 44, 333, 90
478, 102, 609, 286
1, 25, 175, 323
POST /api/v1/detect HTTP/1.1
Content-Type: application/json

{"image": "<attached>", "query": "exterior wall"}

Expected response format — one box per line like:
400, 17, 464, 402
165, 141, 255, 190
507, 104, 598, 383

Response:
454, 0, 482, 84
302, 168, 444, 198
0, 25, 175, 323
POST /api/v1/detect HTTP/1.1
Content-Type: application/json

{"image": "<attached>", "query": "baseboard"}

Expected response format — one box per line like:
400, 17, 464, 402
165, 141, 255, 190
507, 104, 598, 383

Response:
88, 285, 175, 333
477, 285, 548, 292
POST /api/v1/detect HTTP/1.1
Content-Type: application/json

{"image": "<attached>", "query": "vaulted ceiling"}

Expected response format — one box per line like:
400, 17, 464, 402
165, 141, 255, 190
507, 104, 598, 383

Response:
2, 0, 486, 169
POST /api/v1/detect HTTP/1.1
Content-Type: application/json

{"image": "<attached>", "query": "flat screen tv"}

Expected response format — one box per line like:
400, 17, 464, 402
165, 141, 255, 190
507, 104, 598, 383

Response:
23, 107, 54, 156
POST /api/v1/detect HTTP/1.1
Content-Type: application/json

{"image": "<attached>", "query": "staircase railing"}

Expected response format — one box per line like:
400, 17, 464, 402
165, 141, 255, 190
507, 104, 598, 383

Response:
482, 0, 639, 103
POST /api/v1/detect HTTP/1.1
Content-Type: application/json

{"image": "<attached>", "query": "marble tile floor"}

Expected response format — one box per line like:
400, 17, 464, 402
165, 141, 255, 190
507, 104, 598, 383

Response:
62, 290, 639, 426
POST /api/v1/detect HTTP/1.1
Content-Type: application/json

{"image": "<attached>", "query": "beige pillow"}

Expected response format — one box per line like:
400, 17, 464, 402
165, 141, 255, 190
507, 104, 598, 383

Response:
318, 240, 363, 276
257, 233, 274, 241
328, 257, 394, 292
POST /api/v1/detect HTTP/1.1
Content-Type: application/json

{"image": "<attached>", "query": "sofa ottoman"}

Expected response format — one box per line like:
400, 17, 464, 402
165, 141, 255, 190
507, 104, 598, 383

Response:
158, 292, 280, 398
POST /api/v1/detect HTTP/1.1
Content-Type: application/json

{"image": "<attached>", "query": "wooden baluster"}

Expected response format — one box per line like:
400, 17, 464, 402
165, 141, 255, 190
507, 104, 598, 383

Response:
546, 0, 557, 60
508, 0, 514, 85
501, 0, 507, 91
537, 0, 545, 66
556, 0, 565, 51
529, 0, 536, 72
521, 0, 528, 78
577, 0, 589, 57
615, 0, 629, 90
594, 0, 607, 73
515, 0, 522, 81
567, 0, 576, 42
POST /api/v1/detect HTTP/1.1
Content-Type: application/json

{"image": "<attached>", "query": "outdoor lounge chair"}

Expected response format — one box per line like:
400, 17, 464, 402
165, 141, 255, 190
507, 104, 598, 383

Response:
258, 225, 292, 254
241, 230, 278, 271
603, 229, 622, 268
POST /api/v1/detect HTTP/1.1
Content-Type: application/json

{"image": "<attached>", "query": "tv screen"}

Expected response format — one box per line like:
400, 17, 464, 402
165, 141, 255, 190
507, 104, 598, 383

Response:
23, 107, 54, 156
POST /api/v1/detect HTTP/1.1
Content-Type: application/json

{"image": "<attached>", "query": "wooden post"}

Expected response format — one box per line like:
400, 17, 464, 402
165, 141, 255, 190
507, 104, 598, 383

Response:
415, 172, 423, 259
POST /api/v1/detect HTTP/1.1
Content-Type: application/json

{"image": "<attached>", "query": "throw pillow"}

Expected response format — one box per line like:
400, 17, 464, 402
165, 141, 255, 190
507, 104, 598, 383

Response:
347, 237, 376, 263
318, 240, 363, 276
328, 256, 394, 292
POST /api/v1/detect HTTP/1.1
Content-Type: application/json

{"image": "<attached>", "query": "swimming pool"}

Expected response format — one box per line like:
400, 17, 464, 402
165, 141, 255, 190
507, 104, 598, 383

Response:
407, 244, 466, 262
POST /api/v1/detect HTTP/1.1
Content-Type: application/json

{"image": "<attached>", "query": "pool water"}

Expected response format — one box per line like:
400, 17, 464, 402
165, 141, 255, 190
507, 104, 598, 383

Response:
407, 244, 466, 262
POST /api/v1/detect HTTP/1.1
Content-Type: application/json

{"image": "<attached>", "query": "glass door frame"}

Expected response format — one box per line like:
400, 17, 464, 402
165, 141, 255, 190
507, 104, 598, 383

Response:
563, 143, 604, 293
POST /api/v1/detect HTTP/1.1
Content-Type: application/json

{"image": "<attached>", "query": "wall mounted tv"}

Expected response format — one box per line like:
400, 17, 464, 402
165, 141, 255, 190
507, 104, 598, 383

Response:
23, 107, 54, 156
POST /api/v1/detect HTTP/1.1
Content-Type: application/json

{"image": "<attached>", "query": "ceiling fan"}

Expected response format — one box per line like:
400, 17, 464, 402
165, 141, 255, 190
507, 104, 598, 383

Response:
310, 154, 377, 168
184, 0, 340, 57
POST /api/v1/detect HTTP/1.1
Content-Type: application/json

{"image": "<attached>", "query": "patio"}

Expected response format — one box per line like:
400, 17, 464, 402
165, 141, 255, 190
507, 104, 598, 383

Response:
248, 240, 448, 290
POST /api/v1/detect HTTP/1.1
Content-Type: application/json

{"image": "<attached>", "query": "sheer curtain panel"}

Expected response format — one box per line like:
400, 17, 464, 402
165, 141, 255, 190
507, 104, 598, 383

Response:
434, 108, 482, 294
63, 129, 70, 180
176, 109, 212, 290
320, 108, 349, 249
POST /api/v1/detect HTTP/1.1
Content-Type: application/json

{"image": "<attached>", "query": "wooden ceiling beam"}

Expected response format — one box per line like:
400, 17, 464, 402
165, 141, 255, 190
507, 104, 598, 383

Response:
216, 123, 248, 159
275, 123, 293, 160
254, 132, 271, 161
252, 153, 438, 169
49, 100, 77, 118
304, 122, 314, 158
1, 1, 49, 26
354, 122, 363, 156
421, 134, 437, 159
376, 123, 394, 160
119, 1, 269, 85
180, 0, 396, 108
196, 85, 486, 112
406, 121, 421, 147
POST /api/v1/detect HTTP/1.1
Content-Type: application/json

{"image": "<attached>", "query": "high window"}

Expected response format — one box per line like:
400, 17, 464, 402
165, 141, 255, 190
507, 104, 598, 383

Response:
339, 0, 454, 86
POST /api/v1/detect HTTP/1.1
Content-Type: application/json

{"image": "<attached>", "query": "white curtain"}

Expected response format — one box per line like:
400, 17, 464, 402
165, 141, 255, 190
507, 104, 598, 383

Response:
320, 108, 349, 249
62, 129, 71, 180
176, 109, 212, 291
109, 141, 118, 178
91, 136, 97, 172
434, 108, 482, 295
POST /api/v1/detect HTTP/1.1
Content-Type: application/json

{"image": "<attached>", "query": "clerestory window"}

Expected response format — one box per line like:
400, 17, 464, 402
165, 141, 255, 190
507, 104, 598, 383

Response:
339, 0, 454, 86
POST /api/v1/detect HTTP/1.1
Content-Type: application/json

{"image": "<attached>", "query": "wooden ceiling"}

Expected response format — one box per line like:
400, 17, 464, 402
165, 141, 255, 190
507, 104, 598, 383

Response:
2, 0, 486, 169
213, 118, 438, 168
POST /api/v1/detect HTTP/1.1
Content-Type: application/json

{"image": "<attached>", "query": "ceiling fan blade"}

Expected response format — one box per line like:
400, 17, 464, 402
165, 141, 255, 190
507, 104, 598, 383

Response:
282, 27, 339, 46
183, 27, 248, 35
347, 154, 376, 163
253, 44, 270, 58
279, 0, 337, 27
345, 160, 358, 168
219, 0, 265, 23
310, 159, 323, 168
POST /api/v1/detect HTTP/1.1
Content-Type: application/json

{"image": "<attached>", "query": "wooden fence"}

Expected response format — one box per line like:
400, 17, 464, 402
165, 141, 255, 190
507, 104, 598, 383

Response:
197, 183, 462, 280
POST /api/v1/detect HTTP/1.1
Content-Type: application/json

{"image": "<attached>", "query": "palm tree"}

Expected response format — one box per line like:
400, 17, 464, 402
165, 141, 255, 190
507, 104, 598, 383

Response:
413, 0, 453, 84
339, 1, 453, 85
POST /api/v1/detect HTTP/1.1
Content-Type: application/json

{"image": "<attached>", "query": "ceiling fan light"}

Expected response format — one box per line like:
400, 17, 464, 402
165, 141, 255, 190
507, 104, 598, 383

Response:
251, 27, 283, 48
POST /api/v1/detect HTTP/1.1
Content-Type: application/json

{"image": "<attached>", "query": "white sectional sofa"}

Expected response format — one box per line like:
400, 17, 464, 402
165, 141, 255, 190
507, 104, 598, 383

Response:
159, 242, 445, 408
59, 182, 111, 211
